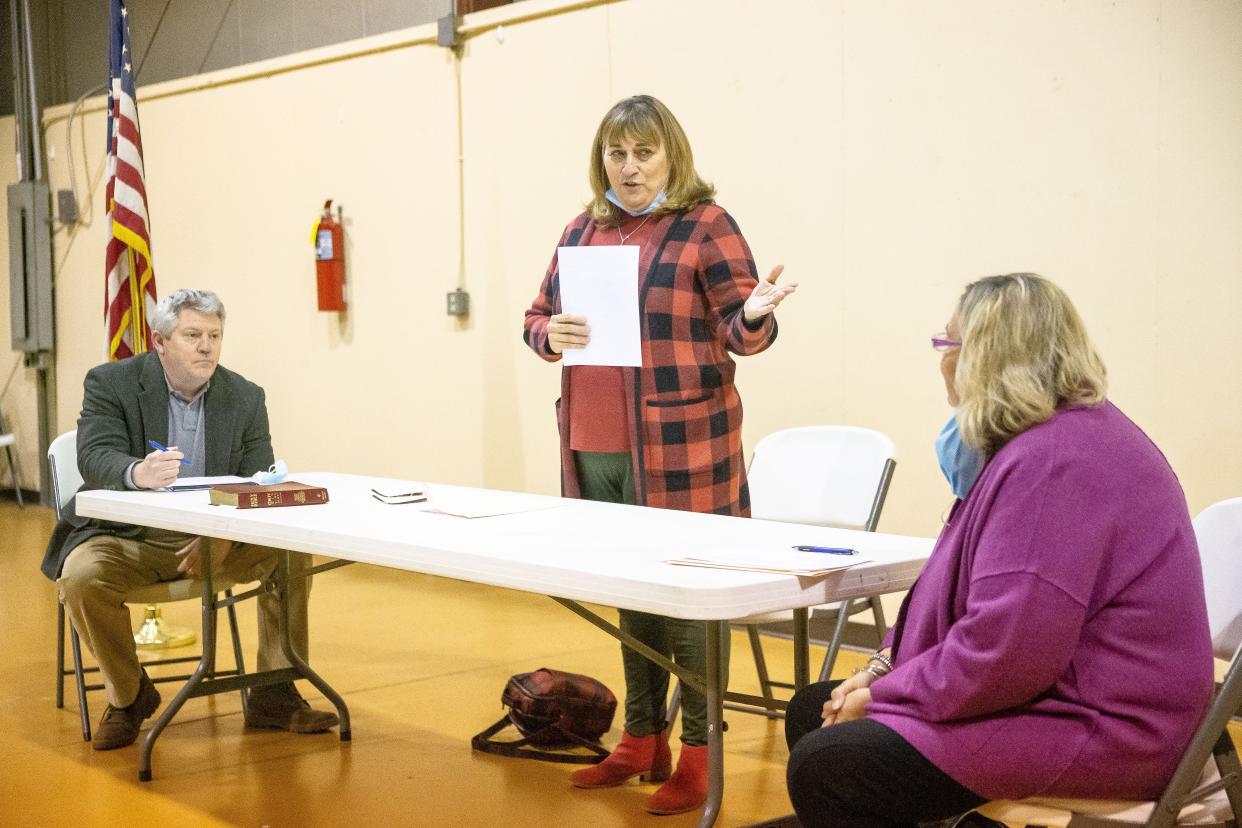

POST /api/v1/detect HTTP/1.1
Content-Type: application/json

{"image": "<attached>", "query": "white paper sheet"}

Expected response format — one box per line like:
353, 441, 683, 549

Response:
165, 475, 250, 491
556, 245, 642, 367
418, 489, 562, 519
665, 548, 872, 576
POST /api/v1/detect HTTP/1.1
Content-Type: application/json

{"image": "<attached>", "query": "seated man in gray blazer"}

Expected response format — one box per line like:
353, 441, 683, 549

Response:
43, 288, 338, 750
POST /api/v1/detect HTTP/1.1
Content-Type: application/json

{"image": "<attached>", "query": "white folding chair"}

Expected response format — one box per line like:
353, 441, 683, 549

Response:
50, 430, 252, 741
975, 497, 1242, 828
731, 426, 897, 715
0, 404, 23, 507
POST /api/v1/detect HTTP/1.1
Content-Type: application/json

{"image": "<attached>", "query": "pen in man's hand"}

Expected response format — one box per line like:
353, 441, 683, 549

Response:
792, 545, 857, 556
148, 439, 192, 465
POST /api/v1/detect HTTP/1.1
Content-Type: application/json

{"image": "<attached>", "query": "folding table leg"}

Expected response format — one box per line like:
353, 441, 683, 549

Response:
70, 625, 91, 741
666, 682, 682, 731
818, 600, 853, 683
56, 604, 66, 709
276, 551, 351, 741
224, 590, 248, 719
792, 608, 810, 690
746, 624, 775, 701
139, 571, 220, 781
697, 620, 727, 828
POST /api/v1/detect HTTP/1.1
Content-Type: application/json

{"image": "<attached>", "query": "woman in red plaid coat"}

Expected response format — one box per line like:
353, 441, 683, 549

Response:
523, 94, 796, 815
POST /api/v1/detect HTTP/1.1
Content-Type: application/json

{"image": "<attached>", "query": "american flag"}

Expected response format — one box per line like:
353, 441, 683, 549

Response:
104, 0, 157, 361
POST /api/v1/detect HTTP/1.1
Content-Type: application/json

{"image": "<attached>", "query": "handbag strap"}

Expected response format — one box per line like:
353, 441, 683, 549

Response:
471, 716, 610, 765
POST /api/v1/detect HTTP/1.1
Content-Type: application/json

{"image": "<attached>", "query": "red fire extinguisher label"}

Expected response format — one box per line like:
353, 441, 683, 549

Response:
316, 229, 334, 260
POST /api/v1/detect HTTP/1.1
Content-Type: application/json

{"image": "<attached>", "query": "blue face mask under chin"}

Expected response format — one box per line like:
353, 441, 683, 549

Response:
935, 414, 986, 501
605, 188, 667, 216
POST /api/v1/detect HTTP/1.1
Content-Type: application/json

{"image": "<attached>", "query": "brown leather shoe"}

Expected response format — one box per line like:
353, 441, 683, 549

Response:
245, 683, 338, 733
93, 671, 161, 751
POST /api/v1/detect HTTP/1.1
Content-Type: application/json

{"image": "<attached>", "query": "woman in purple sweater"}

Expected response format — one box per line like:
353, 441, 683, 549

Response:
784, 273, 1214, 828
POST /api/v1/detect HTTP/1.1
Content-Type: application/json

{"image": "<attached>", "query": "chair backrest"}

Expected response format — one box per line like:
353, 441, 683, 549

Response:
747, 425, 897, 531
1192, 497, 1242, 661
1144, 498, 1242, 828
0, 403, 15, 448
48, 430, 82, 520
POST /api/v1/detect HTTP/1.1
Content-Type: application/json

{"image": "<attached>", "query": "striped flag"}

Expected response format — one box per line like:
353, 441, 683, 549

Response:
104, 0, 157, 361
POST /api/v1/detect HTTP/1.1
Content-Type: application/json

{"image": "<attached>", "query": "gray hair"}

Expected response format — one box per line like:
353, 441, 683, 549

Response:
151, 289, 226, 337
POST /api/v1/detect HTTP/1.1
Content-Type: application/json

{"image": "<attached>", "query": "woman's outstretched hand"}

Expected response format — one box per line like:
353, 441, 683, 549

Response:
743, 265, 797, 324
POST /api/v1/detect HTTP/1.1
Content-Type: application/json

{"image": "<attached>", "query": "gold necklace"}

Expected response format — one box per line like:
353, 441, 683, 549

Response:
618, 214, 652, 245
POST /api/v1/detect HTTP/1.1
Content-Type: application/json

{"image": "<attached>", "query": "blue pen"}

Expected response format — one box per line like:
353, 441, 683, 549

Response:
792, 545, 857, 556
148, 439, 192, 466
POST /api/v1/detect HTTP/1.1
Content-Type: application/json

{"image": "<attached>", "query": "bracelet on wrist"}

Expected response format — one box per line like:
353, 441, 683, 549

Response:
866, 651, 894, 676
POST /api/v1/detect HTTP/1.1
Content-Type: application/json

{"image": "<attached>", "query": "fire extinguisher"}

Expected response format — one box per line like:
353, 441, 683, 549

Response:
313, 199, 346, 312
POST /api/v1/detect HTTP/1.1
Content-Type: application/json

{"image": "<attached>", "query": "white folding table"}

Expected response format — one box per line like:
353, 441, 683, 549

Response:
75, 471, 932, 827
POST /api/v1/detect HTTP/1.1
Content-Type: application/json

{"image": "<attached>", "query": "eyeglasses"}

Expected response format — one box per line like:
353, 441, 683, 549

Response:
931, 333, 961, 352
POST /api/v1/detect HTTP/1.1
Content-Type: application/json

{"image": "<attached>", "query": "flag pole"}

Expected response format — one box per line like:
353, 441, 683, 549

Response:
102, 0, 194, 650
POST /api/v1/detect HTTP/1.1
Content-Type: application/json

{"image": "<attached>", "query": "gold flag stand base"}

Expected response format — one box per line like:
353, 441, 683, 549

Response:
134, 605, 196, 650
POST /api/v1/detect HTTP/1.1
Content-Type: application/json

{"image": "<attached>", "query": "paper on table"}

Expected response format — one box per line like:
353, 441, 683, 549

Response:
556, 245, 642, 367
419, 489, 562, 519
166, 475, 250, 491
666, 548, 871, 576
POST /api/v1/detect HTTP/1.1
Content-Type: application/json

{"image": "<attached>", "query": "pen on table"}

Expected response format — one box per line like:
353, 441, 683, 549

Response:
148, 439, 192, 466
792, 545, 857, 556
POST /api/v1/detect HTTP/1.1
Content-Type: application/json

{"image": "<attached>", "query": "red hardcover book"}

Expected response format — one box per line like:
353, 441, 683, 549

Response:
208, 481, 329, 509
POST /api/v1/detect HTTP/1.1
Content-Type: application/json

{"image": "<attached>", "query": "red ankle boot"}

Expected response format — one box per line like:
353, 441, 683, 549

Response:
570, 729, 672, 788
646, 744, 708, 815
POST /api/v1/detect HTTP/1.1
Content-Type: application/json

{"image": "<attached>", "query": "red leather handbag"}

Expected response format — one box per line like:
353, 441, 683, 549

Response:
471, 668, 617, 764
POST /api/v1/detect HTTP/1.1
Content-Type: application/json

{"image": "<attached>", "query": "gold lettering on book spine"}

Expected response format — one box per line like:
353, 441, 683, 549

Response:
247, 494, 259, 507
266, 492, 281, 506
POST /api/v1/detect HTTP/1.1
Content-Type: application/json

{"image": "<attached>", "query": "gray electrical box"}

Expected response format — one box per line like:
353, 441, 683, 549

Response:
9, 181, 54, 353
447, 287, 469, 317
57, 189, 79, 224
437, 13, 459, 48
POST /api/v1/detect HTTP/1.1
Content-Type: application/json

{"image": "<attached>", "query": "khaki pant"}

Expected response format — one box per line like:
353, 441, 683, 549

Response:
58, 528, 311, 708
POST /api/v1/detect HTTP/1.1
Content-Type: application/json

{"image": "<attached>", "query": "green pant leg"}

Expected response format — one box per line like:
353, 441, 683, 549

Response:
572, 451, 730, 742
576, 452, 668, 734
618, 609, 672, 736
667, 617, 732, 746
574, 451, 636, 506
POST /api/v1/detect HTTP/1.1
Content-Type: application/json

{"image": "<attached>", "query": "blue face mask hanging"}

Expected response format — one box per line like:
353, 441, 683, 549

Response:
605, 188, 667, 216
935, 414, 986, 501
251, 459, 289, 485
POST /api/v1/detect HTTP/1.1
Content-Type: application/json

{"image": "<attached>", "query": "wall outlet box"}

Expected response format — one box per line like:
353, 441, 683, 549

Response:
437, 14, 459, 48
447, 288, 469, 317
56, 189, 78, 224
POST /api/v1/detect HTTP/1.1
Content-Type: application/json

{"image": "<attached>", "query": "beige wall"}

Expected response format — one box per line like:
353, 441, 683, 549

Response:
15, 0, 1242, 539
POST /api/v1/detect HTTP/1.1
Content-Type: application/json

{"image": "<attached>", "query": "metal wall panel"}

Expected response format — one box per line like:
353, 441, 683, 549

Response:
7, 181, 53, 353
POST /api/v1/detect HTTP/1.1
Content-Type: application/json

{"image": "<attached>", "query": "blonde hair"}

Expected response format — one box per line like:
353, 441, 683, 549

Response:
586, 95, 716, 228
955, 273, 1108, 455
